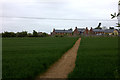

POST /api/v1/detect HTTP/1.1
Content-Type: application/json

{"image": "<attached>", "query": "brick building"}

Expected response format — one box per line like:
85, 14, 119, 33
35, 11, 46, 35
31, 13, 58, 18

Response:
51, 28, 72, 36
90, 27, 105, 35
73, 27, 89, 36
51, 27, 119, 36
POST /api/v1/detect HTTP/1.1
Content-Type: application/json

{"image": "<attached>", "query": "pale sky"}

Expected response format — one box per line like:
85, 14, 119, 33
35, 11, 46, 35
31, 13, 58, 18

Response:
0, 0, 119, 33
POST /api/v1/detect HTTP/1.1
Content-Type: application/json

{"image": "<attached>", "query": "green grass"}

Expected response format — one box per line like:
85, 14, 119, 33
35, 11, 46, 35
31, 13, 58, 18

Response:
69, 37, 119, 79
2, 37, 78, 79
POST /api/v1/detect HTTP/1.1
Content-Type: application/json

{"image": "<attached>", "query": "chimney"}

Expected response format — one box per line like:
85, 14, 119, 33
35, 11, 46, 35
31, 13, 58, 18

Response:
53, 28, 55, 32
90, 27, 93, 31
86, 27, 88, 35
75, 27, 77, 29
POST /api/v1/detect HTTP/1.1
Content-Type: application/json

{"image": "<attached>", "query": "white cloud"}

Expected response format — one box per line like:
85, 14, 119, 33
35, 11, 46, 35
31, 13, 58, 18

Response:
1, 0, 118, 19
0, 0, 119, 33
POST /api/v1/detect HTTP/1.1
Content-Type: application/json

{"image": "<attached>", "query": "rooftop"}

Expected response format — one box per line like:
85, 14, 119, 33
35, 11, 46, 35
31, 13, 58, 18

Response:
93, 29, 105, 32
54, 29, 72, 33
104, 29, 115, 33
77, 28, 85, 32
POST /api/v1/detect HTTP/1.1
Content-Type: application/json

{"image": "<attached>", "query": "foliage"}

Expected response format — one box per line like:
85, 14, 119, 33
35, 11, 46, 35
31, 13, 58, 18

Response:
2, 31, 49, 37
116, 23, 120, 27
95, 23, 102, 29
111, 12, 120, 27
33, 30, 38, 37
2, 37, 78, 79
41, 33, 48, 37
16, 31, 27, 37
118, 0, 120, 5
27, 33, 33, 37
2, 32, 16, 37
111, 0, 120, 27
68, 28, 73, 31
69, 37, 119, 78
109, 27, 114, 29
111, 13, 120, 19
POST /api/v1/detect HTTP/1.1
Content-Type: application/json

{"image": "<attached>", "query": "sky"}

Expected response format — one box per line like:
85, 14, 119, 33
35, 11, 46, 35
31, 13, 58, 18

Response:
0, 0, 119, 33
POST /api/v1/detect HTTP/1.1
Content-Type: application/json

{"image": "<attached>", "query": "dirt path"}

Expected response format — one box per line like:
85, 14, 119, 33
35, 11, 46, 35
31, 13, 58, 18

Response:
37, 38, 81, 79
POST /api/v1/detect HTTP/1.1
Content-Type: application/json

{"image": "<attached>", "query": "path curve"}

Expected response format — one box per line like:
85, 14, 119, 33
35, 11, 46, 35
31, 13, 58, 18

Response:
37, 38, 81, 79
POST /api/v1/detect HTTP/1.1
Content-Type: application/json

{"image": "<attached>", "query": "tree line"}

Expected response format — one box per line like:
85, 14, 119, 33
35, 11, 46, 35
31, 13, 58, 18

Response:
2, 30, 49, 37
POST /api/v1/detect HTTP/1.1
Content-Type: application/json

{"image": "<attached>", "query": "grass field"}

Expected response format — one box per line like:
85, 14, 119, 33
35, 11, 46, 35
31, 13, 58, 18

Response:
2, 37, 78, 79
69, 37, 119, 79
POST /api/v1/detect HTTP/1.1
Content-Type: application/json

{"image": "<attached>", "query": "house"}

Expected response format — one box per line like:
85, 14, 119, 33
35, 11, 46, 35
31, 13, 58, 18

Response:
104, 29, 118, 36
38, 32, 43, 36
73, 27, 89, 36
51, 28, 72, 36
89, 27, 119, 36
51, 27, 120, 36
92, 29, 105, 35
113, 29, 119, 36
89, 27, 105, 35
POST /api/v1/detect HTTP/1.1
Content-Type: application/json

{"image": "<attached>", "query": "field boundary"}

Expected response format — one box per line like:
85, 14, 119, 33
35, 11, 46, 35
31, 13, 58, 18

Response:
37, 38, 81, 79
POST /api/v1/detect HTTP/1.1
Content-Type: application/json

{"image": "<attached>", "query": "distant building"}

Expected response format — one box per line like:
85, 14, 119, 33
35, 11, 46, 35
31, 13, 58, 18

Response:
51, 28, 72, 36
73, 27, 89, 36
51, 27, 119, 36
88, 27, 119, 36
92, 29, 104, 35
104, 29, 119, 36
91, 29, 118, 36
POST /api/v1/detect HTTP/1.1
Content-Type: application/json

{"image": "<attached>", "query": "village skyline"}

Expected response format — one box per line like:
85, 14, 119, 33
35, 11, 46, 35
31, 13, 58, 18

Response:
1, 23, 119, 34
2, 25, 120, 37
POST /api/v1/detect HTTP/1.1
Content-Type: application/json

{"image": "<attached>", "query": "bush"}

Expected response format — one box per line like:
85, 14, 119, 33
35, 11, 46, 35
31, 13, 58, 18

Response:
2, 32, 16, 37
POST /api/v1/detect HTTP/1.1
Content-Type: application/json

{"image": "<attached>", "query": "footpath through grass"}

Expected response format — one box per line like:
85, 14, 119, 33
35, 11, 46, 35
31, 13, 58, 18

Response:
2, 37, 78, 79
69, 37, 119, 79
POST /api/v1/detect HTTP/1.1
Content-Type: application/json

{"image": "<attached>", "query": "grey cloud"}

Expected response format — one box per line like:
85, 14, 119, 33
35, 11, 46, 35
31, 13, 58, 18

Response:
0, 0, 119, 33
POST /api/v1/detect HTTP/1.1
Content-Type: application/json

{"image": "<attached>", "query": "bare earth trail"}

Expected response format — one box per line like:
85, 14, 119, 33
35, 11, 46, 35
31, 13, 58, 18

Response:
37, 38, 81, 79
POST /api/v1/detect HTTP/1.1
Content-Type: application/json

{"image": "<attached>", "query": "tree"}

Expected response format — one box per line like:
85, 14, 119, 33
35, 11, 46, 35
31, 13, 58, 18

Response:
109, 27, 114, 29
16, 31, 27, 37
2, 32, 16, 37
42, 33, 48, 37
111, 0, 120, 27
68, 28, 73, 31
28, 33, 32, 37
33, 30, 38, 37
95, 23, 102, 29
111, 13, 120, 19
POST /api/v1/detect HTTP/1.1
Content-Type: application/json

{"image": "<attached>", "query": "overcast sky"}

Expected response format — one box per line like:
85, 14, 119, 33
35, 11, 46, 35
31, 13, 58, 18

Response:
0, 0, 119, 33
